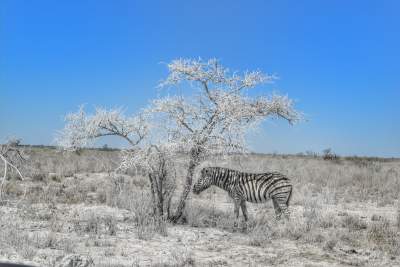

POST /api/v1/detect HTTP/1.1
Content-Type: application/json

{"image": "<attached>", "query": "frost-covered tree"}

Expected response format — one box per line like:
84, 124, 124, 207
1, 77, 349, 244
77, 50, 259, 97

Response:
153, 58, 301, 222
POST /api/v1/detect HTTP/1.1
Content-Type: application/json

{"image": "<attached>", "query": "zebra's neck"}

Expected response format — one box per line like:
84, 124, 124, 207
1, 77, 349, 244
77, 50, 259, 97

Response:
211, 167, 238, 191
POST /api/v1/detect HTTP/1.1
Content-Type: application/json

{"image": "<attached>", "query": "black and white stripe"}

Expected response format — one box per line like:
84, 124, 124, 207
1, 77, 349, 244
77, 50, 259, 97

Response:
193, 167, 292, 220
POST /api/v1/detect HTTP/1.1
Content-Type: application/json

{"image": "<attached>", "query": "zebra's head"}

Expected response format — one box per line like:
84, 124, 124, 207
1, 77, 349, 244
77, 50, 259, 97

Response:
193, 167, 214, 195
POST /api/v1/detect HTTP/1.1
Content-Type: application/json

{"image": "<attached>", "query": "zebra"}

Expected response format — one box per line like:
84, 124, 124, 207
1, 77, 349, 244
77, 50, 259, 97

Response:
192, 167, 292, 221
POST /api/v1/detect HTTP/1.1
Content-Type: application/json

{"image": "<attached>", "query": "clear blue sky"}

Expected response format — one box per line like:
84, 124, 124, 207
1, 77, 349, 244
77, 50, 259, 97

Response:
1, 0, 399, 157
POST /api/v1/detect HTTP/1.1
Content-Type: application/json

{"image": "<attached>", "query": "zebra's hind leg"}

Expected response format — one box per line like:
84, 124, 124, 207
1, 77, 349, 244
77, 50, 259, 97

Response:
272, 197, 282, 220
272, 197, 290, 221
280, 204, 290, 220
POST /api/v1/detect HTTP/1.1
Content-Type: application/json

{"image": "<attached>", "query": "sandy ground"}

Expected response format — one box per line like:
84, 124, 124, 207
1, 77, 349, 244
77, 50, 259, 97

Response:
0, 170, 399, 267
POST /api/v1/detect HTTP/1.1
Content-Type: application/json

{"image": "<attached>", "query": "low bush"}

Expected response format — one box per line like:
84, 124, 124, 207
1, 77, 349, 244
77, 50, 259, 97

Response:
184, 200, 237, 231
367, 218, 400, 255
131, 191, 168, 239
341, 214, 367, 231
72, 212, 119, 237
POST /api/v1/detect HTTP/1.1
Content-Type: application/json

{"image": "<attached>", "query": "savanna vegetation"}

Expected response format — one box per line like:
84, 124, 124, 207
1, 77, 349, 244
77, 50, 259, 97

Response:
0, 144, 399, 266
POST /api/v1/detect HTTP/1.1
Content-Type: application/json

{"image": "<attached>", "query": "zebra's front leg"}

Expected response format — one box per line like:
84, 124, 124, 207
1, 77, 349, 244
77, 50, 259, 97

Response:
240, 200, 248, 221
240, 200, 248, 232
233, 199, 240, 230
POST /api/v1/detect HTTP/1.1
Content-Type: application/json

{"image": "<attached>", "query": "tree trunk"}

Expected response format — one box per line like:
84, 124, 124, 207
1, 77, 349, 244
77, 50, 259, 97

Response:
148, 173, 158, 216
149, 173, 164, 217
156, 170, 164, 217
170, 148, 200, 223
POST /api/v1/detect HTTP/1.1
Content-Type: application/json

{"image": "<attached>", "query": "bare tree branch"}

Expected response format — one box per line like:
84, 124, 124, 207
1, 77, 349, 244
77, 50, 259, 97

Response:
55, 106, 149, 151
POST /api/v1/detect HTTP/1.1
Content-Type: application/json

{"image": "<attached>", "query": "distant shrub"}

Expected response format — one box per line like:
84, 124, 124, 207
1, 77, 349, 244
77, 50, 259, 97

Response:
31, 171, 46, 181
371, 214, 383, 221
322, 148, 339, 162
70, 210, 116, 236
341, 214, 367, 231
323, 237, 338, 251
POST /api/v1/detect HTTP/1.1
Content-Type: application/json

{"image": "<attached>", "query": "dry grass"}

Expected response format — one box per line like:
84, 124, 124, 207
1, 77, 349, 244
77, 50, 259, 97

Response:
367, 218, 400, 254
12, 146, 121, 181
186, 153, 400, 259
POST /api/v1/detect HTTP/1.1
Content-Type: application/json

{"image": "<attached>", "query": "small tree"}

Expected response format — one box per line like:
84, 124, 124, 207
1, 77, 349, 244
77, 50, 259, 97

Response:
152, 58, 301, 222
322, 148, 338, 161
0, 138, 25, 200
56, 106, 175, 219
119, 144, 176, 219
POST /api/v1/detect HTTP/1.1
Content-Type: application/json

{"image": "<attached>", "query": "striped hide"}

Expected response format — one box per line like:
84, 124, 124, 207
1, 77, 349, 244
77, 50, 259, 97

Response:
193, 167, 292, 221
